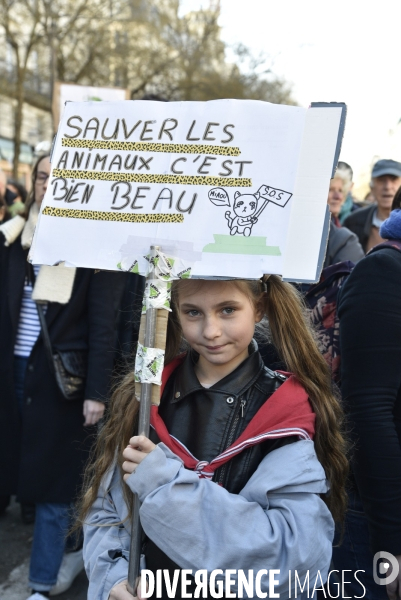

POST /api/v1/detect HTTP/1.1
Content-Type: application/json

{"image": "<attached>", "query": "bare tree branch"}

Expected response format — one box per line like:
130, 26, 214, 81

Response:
0, 0, 296, 177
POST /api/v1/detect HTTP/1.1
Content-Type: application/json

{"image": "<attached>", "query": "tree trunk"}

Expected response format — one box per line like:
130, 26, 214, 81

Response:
13, 66, 25, 179
48, 20, 58, 135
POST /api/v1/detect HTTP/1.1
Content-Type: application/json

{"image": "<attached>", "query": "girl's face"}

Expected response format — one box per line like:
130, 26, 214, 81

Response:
177, 280, 262, 375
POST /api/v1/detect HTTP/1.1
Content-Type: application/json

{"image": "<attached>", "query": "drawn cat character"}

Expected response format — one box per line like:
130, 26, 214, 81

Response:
225, 191, 261, 237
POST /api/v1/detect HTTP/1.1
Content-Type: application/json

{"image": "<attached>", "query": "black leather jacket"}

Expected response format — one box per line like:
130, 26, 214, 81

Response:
145, 344, 297, 596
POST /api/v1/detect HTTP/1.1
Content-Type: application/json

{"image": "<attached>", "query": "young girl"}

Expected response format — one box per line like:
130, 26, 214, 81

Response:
80, 276, 348, 600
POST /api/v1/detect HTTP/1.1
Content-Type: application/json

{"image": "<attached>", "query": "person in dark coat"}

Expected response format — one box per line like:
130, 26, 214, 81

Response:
335, 207, 401, 598
0, 155, 125, 599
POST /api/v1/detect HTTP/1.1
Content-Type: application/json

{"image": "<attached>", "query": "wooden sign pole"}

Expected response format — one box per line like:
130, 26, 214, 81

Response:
127, 245, 169, 594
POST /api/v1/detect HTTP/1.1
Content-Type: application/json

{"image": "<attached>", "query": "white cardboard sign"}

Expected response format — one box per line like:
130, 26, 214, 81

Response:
31, 99, 344, 282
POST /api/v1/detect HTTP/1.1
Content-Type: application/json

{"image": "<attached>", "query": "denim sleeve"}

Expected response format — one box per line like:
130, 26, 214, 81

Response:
83, 467, 132, 600
127, 440, 334, 598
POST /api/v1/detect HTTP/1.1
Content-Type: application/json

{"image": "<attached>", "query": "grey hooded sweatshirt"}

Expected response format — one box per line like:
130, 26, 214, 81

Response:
83, 440, 334, 599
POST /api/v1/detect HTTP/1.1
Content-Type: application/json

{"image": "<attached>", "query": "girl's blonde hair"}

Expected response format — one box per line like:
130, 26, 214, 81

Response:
77, 276, 348, 526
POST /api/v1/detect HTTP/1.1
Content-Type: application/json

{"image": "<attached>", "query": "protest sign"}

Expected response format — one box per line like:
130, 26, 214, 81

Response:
31, 99, 345, 282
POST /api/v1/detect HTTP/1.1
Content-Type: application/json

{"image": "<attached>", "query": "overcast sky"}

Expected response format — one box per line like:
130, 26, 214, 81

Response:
180, 0, 401, 191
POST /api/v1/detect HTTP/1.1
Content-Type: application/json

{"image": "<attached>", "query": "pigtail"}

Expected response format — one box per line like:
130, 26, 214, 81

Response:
76, 370, 140, 527
262, 275, 348, 523
77, 291, 185, 526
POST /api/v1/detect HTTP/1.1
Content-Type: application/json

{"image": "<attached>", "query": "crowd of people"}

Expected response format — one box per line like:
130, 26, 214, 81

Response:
0, 151, 401, 600
0, 155, 128, 596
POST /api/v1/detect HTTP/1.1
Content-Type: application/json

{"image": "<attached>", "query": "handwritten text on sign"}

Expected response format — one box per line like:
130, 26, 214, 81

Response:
33, 99, 315, 279
52, 117, 254, 216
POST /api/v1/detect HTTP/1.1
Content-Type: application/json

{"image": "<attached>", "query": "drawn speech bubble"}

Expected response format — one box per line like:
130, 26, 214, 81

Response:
208, 187, 230, 207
